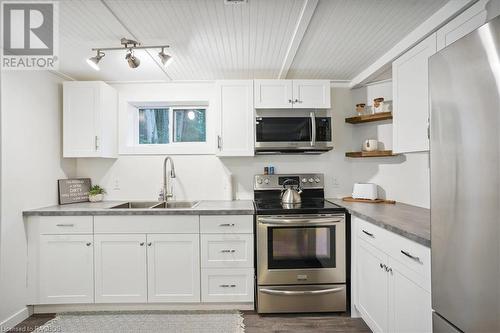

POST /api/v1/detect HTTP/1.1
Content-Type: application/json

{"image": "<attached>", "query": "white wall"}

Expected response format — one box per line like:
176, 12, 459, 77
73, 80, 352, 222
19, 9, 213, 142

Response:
350, 80, 430, 208
76, 86, 354, 200
0, 71, 77, 328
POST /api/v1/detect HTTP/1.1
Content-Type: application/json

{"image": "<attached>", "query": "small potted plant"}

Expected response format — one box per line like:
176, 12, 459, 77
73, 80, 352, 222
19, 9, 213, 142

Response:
89, 185, 106, 202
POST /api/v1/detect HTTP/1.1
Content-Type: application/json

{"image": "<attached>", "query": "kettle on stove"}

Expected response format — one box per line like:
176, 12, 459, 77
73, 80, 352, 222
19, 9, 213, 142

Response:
281, 179, 302, 204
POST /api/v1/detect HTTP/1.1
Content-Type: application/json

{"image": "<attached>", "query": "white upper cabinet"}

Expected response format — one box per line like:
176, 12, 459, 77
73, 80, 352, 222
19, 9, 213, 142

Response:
436, 0, 488, 51
254, 80, 293, 108
292, 80, 331, 109
63, 81, 117, 158
392, 33, 436, 153
254, 80, 330, 109
216, 80, 254, 157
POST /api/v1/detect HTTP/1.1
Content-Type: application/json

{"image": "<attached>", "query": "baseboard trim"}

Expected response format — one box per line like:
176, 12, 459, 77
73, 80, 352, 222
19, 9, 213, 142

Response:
34, 303, 254, 314
0, 306, 32, 330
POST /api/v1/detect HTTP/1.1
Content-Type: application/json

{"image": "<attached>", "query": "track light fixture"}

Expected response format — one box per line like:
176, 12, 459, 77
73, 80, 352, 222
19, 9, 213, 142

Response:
86, 50, 105, 71
86, 38, 171, 70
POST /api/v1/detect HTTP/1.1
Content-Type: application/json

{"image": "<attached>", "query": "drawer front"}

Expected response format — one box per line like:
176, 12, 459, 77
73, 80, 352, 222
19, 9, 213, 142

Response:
201, 234, 253, 268
38, 216, 93, 234
201, 268, 254, 302
356, 217, 390, 252
200, 215, 253, 234
387, 231, 431, 280
94, 215, 199, 234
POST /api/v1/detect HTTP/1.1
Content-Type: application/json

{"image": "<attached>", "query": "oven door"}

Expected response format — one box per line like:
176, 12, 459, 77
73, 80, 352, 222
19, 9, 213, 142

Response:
257, 214, 345, 285
255, 113, 332, 152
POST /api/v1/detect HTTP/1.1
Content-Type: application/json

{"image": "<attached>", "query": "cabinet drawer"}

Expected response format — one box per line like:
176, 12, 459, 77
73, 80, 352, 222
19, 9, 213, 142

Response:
200, 215, 253, 234
386, 232, 431, 282
38, 216, 93, 234
201, 234, 253, 268
356, 217, 390, 252
201, 268, 254, 302
94, 215, 199, 234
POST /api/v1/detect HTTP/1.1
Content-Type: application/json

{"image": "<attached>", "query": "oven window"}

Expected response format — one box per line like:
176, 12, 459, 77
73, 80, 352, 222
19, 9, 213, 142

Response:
268, 226, 336, 269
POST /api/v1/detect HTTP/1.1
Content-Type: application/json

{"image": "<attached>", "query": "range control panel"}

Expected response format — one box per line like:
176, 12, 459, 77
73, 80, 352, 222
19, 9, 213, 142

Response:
254, 174, 324, 190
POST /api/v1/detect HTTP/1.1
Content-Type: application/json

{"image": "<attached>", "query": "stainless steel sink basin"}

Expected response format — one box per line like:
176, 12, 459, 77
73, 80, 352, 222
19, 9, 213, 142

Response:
109, 201, 199, 209
109, 201, 163, 209
152, 201, 200, 209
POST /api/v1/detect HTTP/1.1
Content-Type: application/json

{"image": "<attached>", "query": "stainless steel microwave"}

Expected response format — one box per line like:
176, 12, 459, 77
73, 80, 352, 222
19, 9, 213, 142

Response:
255, 111, 333, 154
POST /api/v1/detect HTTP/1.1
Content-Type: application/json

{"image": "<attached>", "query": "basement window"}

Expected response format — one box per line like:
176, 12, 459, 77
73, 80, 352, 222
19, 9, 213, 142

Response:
122, 103, 212, 155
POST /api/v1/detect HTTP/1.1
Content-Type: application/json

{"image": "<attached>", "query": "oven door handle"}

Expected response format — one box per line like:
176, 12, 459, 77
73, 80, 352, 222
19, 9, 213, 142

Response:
258, 217, 343, 225
260, 287, 344, 296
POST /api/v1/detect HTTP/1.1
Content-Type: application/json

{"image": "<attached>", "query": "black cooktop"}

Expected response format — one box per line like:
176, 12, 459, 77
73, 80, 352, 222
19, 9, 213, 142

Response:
254, 198, 345, 215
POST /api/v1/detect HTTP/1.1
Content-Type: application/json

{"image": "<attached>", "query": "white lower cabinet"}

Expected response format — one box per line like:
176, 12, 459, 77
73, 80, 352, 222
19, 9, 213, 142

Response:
147, 234, 200, 303
201, 268, 254, 302
94, 234, 148, 303
39, 234, 94, 304
353, 216, 431, 333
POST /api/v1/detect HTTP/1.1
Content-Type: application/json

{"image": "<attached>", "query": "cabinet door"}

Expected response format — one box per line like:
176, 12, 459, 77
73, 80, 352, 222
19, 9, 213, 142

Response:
292, 80, 331, 109
392, 34, 436, 153
39, 235, 94, 304
63, 82, 100, 157
94, 234, 147, 303
388, 258, 432, 333
147, 234, 200, 303
357, 239, 389, 333
254, 80, 293, 109
216, 80, 254, 156
436, 0, 487, 51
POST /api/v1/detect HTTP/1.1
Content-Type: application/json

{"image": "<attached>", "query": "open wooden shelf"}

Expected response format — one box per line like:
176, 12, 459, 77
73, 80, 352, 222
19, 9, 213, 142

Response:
345, 112, 393, 124
345, 150, 397, 158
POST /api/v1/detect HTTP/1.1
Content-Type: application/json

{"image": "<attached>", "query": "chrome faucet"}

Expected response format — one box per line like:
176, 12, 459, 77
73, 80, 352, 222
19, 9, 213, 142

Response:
159, 156, 176, 201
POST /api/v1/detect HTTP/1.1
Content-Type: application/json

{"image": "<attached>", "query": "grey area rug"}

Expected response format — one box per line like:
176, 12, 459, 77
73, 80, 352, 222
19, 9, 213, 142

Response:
34, 310, 245, 333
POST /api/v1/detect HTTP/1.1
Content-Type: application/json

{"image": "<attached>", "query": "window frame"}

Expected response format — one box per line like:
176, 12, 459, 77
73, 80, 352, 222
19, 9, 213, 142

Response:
120, 100, 214, 155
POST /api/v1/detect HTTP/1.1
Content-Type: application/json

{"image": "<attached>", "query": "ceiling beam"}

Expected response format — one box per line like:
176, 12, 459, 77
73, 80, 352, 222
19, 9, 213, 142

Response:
278, 0, 319, 79
349, 0, 478, 88
100, 0, 173, 81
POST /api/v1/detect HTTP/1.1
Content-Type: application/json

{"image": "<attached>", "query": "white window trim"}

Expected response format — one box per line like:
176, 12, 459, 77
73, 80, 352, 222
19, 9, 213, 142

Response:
119, 99, 215, 155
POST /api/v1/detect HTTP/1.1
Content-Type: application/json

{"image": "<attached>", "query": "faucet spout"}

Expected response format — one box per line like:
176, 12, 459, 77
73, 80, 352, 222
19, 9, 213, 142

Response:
162, 156, 176, 201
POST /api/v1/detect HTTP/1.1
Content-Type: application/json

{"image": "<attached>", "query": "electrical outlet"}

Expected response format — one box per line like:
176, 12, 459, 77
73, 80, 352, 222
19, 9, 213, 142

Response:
113, 179, 120, 190
332, 177, 340, 188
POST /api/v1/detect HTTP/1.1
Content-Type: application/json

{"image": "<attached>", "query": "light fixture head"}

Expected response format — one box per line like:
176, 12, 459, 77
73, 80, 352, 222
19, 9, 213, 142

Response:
125, 49, 140, 68
158, 48, 173, 67
86, 50, 104, 71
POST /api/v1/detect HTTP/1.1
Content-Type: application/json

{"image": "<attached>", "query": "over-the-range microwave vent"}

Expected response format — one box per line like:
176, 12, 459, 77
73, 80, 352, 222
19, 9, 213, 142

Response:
224, 0, 247, 4
255, 148, 333, 155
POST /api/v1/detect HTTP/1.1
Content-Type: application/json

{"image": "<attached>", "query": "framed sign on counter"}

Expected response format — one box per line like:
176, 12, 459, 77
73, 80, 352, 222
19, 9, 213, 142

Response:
58, 178, 91, 205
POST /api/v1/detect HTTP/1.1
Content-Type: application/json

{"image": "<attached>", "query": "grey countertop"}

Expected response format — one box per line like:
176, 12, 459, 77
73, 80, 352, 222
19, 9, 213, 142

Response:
23, 200, 255, 216
328, 198, 430, 247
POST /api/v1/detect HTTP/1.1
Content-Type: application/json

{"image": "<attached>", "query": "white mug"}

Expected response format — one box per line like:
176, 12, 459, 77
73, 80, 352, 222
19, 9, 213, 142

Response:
363, 139, 378, 152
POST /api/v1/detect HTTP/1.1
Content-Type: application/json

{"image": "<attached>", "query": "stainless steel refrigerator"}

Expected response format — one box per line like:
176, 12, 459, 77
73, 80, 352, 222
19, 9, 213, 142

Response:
430, 15, 500, 333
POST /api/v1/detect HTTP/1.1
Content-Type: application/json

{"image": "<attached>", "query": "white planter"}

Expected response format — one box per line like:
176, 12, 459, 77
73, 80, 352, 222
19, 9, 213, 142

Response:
89, 194, 104, 202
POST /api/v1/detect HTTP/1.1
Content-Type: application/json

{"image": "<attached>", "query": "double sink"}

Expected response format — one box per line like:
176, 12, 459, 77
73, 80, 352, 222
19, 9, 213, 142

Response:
109, 201, 199, 210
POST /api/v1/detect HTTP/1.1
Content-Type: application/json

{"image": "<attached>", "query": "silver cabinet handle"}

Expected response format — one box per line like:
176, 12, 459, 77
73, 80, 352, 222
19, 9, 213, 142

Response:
219, 223, 235, 227
220, 249, 236, 253
56, 224, 74, 227
401, 250, 421, 262
147, 242, 152, 246
258, 217, 343, 225
380, 263, 384, 269
310, 111, 316, 147
387, 267, 393, 274
288, 99, 293, 104
86, 242, 92, 247
219, 284, 236, 288
95, 135, 100, 151
140, 242, 145, 246
362, 230, 374, 237
217, 135, 222, 149
260, 287, 344, 296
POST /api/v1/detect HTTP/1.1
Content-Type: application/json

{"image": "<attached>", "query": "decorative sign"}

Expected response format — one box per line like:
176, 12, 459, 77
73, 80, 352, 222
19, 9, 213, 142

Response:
58, 178, 91, 205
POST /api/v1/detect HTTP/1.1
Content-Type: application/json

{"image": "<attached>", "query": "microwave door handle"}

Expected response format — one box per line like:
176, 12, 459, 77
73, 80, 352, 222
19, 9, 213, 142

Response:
310, 112, 316, 147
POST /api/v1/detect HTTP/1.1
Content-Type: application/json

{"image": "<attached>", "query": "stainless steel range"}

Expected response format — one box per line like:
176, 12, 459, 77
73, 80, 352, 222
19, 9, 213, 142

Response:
254, 173, 347, 313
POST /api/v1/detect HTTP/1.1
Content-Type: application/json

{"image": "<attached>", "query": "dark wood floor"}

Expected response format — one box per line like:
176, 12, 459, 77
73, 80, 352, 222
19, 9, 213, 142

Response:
8, 312, 371, 333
